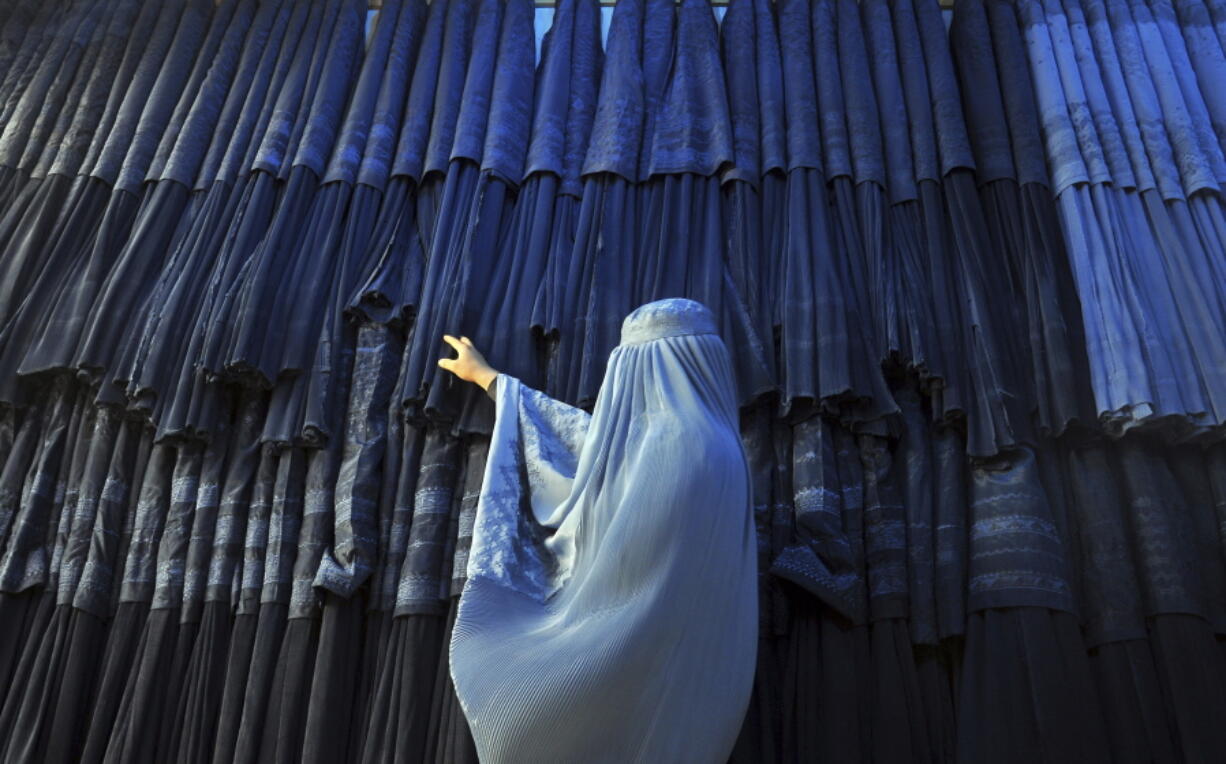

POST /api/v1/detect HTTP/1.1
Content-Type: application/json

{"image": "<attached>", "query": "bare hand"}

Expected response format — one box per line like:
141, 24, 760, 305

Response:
437, 335, 498, 391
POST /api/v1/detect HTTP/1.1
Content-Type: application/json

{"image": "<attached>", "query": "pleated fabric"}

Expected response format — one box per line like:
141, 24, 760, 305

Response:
450, 298, 758, 762
0, 0, 1225, 762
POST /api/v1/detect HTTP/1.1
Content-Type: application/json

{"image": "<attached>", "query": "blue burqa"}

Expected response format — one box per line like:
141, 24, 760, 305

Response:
449, 298, 759, 762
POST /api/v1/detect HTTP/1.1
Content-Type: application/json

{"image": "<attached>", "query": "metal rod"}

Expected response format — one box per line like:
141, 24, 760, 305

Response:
364, 0, 734, 5
365, 0, 956, 8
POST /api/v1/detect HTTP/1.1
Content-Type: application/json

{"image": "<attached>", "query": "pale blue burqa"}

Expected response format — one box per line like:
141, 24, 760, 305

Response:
449, 298, 759, 762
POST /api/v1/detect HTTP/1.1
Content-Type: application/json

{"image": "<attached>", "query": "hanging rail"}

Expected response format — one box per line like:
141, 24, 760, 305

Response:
364, 0, 958, 9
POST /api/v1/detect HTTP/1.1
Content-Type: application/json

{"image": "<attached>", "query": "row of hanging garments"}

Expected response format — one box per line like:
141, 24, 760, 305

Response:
0, 0, 1223, 761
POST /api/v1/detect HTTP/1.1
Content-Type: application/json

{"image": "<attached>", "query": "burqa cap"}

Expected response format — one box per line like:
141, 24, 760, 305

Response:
618, 297, 718, 345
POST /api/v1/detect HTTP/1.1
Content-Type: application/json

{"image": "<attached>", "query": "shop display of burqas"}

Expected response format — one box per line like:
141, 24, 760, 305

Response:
0, 0, 1224, 762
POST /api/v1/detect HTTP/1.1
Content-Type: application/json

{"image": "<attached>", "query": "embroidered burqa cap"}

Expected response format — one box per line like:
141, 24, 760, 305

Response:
450, 298, 759, 762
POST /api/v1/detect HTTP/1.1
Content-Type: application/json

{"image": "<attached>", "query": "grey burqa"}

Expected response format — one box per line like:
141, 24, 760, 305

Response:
449, 298, 759, 762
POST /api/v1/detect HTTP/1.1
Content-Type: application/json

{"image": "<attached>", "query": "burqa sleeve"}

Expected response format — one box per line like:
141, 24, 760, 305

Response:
467, 374, 591, 602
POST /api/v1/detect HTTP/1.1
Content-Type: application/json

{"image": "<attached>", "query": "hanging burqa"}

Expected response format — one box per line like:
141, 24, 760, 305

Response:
448, 297, 759, 762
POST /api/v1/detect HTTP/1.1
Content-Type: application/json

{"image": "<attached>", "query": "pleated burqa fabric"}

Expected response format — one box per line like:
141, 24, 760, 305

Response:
772, 0, 893, 427
393, 0, 536, 434
950, 0, 1096, 439
1015, 0, 1226, 437
3, 1, 1226, 762
492, 0, 601, 396
717, 0, 784, 407
449, 298, 758, 762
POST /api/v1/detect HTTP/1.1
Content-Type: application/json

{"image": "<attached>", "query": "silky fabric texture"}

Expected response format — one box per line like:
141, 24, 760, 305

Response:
449, 298, 758, 762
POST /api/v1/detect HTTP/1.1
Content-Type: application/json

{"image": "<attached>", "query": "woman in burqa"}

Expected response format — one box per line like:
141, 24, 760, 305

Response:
437, 297, 759, 762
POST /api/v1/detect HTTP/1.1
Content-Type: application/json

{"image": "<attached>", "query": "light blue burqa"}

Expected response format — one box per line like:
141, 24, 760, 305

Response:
449, 298, 759, 763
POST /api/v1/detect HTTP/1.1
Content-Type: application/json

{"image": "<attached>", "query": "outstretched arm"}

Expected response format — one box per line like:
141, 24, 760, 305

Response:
437, 334, 498, 392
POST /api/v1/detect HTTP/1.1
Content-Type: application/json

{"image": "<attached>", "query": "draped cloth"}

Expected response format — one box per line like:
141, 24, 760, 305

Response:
448, 298, 759, 762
